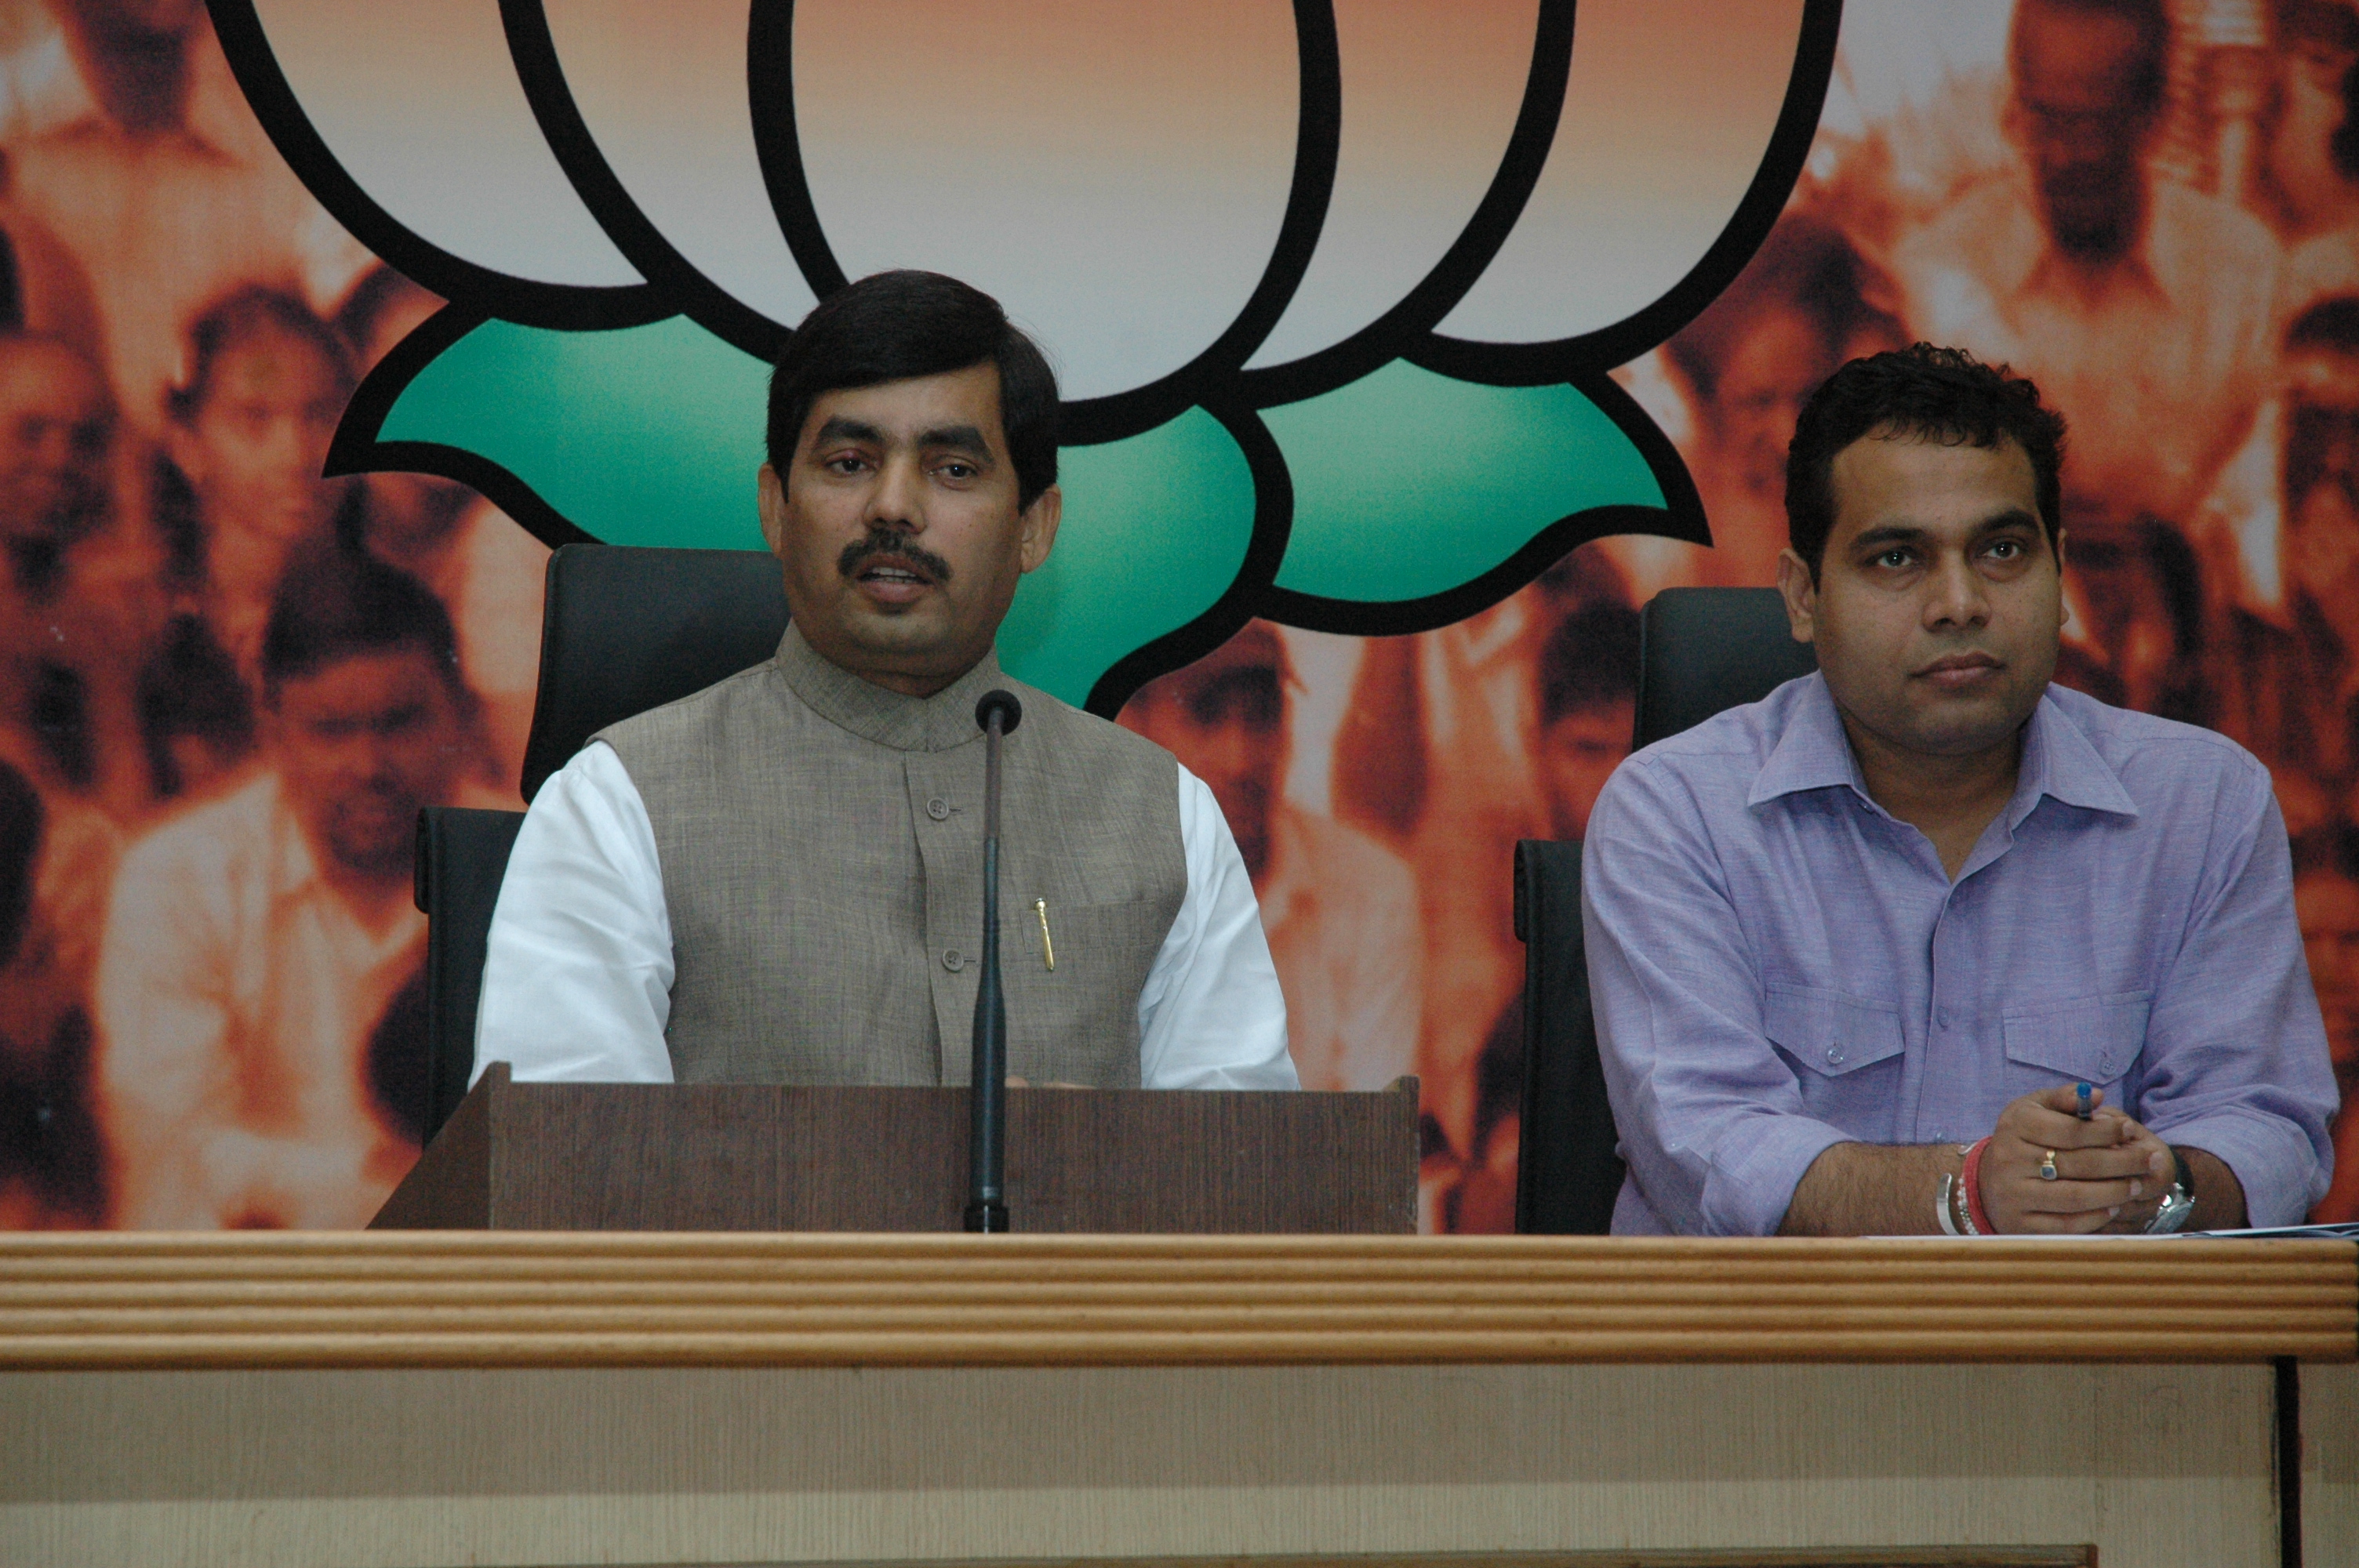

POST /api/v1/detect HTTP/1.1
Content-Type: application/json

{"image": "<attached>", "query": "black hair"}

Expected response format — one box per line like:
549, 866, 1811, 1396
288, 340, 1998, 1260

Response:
765, 270, 1059, 510
0, 759, 39, 969
2012, 0, 2170, 112
1784, 343, 2069, 579
168, 285, 354, 426
1538, 601, 1641, 725
138, 612, 255, 797
2292, 820, 2359, 881
2289, 294, 2359, 354
259, 541, 463, 704
334, 264, 434, 358
1664, 212, 1903, 409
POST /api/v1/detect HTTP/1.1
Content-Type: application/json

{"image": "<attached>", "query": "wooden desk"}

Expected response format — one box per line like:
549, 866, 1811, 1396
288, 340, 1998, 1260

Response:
1, 1234, 2351, 1567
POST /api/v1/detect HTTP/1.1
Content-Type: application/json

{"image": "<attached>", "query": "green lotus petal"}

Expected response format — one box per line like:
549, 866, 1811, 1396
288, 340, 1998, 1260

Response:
379, 318, 1256, 707
381, 317, 772, 550
998, 408, 1256, 707
1265, 360, 1666, 603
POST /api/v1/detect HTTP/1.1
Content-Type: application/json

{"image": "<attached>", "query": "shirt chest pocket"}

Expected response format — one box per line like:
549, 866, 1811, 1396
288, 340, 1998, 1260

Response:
2001, 993, 2150, 1096
1764, 985, 1906, 1083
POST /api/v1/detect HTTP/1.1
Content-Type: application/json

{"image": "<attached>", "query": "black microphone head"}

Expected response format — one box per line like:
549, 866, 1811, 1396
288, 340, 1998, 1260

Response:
976, 689, 1023, 736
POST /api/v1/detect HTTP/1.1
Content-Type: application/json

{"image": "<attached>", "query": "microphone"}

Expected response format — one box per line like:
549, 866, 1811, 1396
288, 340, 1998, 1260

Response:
965, 689, 1023, 1232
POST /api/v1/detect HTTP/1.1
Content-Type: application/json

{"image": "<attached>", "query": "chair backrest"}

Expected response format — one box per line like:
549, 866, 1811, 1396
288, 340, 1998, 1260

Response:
519, 543, 790, 800
1511, 838, 1620, 1234
1514, 587, 1820, 1232
1634, 586, 1817, 751
413, 804, 526, 1140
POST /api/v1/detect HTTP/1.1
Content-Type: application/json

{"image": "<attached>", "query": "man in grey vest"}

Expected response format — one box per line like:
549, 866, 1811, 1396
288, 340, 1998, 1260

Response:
474, 270, 1297, 1091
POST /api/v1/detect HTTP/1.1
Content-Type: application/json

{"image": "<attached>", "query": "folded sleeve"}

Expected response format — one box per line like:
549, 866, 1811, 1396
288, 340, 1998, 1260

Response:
474, 742, 677, 1084
1582, 758, 1848, 1236
2136, 758, 2337, 1226
1136, 764, 1299, 1090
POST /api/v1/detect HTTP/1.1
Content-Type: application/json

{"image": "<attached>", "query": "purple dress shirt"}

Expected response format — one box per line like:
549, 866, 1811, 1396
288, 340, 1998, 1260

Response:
1583, 673, 2338, 1236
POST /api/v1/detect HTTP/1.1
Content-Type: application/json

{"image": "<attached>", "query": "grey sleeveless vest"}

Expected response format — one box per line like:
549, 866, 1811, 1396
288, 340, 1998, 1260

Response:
594, 625, 1187, 1087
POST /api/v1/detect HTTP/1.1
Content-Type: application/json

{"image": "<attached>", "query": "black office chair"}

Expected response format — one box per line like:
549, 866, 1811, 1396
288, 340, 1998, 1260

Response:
520, 543, 790, 801
413, 805, 528, 1138
1514, 586, 1818, 1233
411, 544, 789, 1138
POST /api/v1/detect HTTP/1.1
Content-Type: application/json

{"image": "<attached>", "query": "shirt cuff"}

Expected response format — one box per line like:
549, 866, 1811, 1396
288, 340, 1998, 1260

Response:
2150, 1108, 2328, 1229
1702, 1113, 1854, 1237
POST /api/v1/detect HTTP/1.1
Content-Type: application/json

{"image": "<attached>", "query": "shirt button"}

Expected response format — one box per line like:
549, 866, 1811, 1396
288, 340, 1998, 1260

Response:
2098, 1055, 2114, 1076
1824, 1045, 1845, 1067
1937, 1007, 1953, 1029
943, 948, 964, 971
926, 797, 951, 821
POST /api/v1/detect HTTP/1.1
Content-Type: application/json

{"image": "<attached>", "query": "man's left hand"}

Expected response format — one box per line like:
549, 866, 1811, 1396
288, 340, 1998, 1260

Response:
2095, 1117, 2177, 1233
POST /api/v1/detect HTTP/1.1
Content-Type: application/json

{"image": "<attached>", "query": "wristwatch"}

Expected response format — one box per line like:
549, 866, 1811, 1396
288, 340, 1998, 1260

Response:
2144, 1147, 2196, 1234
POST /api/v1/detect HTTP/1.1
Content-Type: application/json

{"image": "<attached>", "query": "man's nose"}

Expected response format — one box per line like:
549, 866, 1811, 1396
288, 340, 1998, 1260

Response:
865, 452, 925, 531
1923, 552, 1990, 628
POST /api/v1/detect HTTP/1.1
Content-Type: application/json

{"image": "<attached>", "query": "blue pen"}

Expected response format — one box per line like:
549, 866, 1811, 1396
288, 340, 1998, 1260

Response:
2075, 1081, 2093, 1120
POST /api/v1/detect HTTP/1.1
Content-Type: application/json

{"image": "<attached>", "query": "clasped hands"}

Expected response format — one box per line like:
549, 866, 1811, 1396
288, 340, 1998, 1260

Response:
1976, 1083, 2175, 1234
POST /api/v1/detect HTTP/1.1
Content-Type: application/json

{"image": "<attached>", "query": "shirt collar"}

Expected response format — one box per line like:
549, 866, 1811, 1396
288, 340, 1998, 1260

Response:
1748, 673, 2139, 821
1985, 165, 2164, 307
1747, 673, 1866, 806
2010, 688, 2140, 822
772, 621, 1011, 753
265, 775, 320, 902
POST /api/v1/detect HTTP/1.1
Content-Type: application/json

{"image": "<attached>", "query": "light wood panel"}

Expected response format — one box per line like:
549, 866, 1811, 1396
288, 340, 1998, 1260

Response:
0, 1362, 2280, 1568
0, 1232, 2347, 1369
2315, 1360, 2357, 1565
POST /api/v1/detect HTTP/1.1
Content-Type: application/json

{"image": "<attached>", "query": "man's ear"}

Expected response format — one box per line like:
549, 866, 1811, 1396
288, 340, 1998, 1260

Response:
756, 463, 787, 557
1776, 546, 1819, 644
1017, 485, 1062, 574
2053, 526, 2071, 629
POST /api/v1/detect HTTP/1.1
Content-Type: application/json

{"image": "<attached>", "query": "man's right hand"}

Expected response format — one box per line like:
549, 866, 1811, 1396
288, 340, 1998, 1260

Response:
1979, 1084, 2172, 1233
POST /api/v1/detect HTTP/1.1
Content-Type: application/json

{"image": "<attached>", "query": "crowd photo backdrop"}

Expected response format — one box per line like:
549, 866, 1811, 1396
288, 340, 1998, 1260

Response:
0, 0, 2353, 1232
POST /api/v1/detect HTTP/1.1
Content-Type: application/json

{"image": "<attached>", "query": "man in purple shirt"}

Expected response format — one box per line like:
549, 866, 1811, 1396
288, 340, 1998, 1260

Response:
1583, 344, 2339, 1236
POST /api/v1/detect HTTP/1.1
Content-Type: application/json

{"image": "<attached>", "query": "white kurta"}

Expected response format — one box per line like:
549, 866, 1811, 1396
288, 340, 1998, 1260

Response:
477, 741, 1299, 1091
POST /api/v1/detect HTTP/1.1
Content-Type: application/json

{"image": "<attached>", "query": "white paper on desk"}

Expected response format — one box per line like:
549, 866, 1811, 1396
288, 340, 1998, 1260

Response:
1866, 1224, 2359, 1240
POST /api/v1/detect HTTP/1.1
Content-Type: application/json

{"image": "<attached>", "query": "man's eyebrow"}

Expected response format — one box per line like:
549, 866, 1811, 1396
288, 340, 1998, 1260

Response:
810, 416, 884, 448
1848, 524, 1929, 554
918, 423, 993, 459
1848, 509, 2044, 555
1970, 506, 2045, 538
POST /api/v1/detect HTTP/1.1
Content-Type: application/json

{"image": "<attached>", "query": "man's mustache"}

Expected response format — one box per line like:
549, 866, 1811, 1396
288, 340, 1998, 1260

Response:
838, 528, 954, 585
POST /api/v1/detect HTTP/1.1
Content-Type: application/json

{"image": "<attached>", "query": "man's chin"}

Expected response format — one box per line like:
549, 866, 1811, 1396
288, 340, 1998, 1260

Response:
326, 840, 413, 883
322, 808, 417, 880
1895, 705, 2031, 759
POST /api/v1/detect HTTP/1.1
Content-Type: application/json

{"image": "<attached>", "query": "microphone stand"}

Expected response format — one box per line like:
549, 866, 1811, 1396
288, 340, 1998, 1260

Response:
965, 690, 1022, 1232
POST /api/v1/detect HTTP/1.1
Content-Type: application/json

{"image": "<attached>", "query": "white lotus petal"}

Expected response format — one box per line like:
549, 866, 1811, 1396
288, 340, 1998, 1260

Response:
1245, 0, 1539, 371
542, 1, 816, 325
251, 0, 641, 287
792, 0, 1299, 401
1438, 0, 1807, 344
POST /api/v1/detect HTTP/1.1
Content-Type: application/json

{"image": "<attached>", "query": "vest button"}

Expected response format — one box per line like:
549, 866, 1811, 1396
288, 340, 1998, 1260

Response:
927, 797, 951, 821
943, 948, 964, 971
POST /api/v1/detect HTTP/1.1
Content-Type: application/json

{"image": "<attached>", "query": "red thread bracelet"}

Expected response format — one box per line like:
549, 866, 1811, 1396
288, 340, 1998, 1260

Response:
1961, 1137, 1995, 1235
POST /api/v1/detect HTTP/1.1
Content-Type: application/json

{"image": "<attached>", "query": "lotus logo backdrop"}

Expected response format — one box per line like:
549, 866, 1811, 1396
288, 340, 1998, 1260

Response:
0, 1, 2353, 1230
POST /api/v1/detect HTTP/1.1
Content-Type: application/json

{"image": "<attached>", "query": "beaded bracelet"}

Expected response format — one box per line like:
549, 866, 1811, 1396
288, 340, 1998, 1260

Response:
1961, 1137, 1995, 1235
1936, 1174, 1965, 1235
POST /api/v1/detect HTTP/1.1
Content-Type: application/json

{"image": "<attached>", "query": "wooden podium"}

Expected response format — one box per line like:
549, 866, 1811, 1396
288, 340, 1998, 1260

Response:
369, 1062, 1420, 1233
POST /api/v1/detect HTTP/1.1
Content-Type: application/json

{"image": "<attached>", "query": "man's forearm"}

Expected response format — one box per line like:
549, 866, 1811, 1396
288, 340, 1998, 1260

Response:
1776, 1140, 1962, 1236
2178, 1145, 2247, 1232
